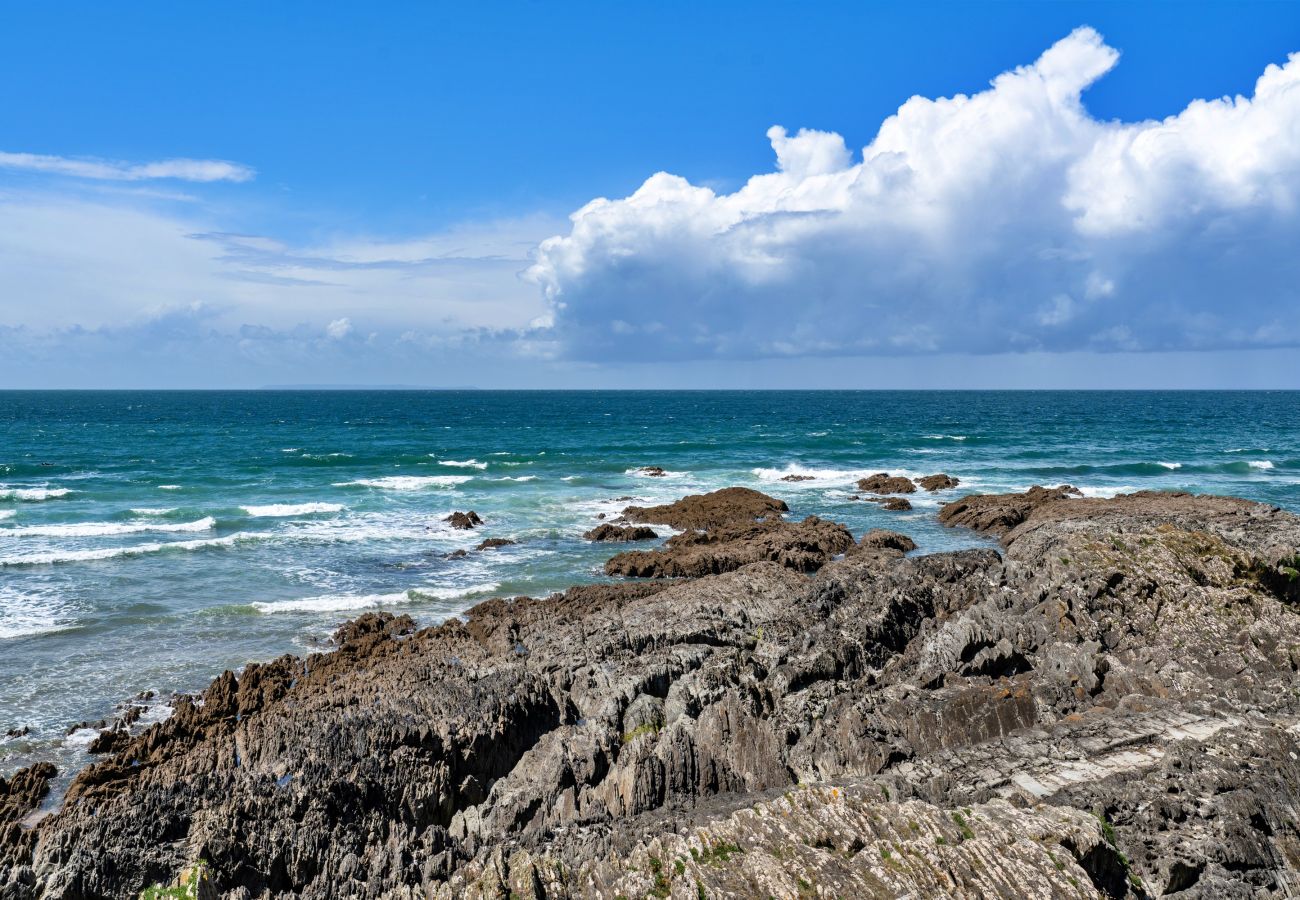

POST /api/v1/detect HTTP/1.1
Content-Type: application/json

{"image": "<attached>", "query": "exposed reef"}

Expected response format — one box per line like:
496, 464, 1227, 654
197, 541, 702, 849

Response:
4, 486, 1300, 898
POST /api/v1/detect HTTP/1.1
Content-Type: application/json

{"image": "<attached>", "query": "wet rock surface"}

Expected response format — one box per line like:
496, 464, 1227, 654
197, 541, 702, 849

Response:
856, 472, 918, 494
445, 510, 484, 530
473, 538, 517, 551
918, 473, 960, 492
5, 488, 1300, 898
581, 524, 658, 542
621, 486, 788, 529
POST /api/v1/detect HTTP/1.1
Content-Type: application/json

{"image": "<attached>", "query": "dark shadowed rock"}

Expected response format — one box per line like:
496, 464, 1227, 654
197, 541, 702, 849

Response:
445, 548, 469, 559
622, 486, 788, 529
918, 473, 960, 492
582, 524, 658, 542
857, 472, 917, 494
473, 538, 516, 551
445, 510, 484, 530
779, 474, 815, 482
632, 466, 667, 477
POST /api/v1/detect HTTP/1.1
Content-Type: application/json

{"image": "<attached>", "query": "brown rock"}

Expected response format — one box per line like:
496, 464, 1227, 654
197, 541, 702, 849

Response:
856, 473, 917, 494
855, 529, 918, 553
633, 466, 667, 477
604, 515, 853, 578
445, 510, 484, 530
917, 473, 960, 492
623, 486, 788, 530
780, 474, 816, 482
938, 485, 1082, 536
332, 611, 416, 647
474, 538, 517, 551
583, 524, 659, 542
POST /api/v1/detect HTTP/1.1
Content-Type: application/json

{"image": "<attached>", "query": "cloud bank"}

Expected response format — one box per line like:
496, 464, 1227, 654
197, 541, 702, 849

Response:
530, 27, 1300, 360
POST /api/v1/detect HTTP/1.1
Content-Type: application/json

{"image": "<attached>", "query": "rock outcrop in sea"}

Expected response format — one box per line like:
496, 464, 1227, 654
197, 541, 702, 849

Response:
4, 485, 1300, 898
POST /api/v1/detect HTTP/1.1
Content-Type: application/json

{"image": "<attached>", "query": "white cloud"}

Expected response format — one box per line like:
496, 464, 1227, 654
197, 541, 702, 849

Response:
0, 190, 553, 337
0, 151, 255, 183
530, 27, 1300, 360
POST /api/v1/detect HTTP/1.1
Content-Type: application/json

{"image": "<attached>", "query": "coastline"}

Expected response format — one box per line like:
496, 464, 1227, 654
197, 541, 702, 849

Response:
4, 482, 1300, 897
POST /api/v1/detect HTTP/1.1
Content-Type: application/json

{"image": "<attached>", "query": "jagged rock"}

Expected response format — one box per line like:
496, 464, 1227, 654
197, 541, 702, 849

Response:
857, 495, 913, 510
853, 528, 918, 553
445, 510, 484, 530
779, 474, 815, 482
604, 516, 854, 578
857, 472, 917, 494
582, 524, 658, 542
474, 538, 516, 551
918, 473, 960, 491
331, 611, 416, 646
5, 488, 1300, 899
938, 484, 1082, 534
622, 486, 788, 529
633, 466, 667, 477
87, 728, 130, 755
445, 548, 469, 559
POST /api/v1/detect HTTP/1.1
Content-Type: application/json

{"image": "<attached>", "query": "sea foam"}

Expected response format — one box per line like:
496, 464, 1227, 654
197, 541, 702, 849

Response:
241, 503, 344, 517
252, 581, 501, 614
0, 533, 254, 568
334, 476, 473, 490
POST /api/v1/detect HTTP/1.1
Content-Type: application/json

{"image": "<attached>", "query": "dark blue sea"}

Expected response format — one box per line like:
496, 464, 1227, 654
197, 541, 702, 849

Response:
2, 390, 1297, 780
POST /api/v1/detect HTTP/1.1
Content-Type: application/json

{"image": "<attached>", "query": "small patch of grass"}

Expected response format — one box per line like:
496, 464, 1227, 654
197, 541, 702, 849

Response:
620, 721, 663, 744
951, 812, 975, 841
648, 854, 670, 898
139, 862, 209, 900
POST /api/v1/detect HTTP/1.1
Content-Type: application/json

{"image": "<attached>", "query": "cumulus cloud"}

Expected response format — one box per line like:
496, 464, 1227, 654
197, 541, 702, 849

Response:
529, 27, 1300, 360
0, 150, 255, 183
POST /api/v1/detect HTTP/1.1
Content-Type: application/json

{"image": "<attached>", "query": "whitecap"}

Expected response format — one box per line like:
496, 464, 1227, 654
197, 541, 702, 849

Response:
6, 517, 215, 538
241, 502, 344, 517
923, 434, 968, 441
1157, 462, 1182, 470
130, 507, 177, 516
333, 475, 472, 490
158, 485, 181, 491
0, 533, 255, 567
1249, 460, 1274, 470
0, 486, 72, 501
0, 510, 13, 521
436, 459, 488, 470
806, 431, 829, 437
750, 464, 858, 485
252, 581, 501, 614
494, 476, 538, 482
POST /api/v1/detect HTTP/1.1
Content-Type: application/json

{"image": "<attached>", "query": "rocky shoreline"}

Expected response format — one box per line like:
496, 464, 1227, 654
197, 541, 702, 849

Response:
4, 483, 1300, 898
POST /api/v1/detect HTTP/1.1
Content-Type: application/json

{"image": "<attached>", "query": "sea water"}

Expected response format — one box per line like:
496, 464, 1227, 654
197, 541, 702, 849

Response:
1, 390, 1297, 779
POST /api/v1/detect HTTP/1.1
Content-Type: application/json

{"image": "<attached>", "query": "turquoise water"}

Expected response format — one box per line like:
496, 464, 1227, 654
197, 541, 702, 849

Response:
2, 390, 1298, 779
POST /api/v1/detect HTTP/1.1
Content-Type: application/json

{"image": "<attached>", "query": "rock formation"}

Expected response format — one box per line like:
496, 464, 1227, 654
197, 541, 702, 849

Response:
622, 486, 789, 530
3, 487, 1300, 899
917, 473, 960, 492
473, 538, 516, 551
856, 472, 917, 494
581, 524, 658, 542
445, 511, 484, 530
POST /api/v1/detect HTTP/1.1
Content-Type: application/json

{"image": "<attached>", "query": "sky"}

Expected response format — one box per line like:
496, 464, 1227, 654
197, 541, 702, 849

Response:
2, 0, 1299, 388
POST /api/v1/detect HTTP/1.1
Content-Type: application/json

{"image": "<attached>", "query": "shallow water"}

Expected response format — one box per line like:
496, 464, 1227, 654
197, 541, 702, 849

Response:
1, 389, 1297, 779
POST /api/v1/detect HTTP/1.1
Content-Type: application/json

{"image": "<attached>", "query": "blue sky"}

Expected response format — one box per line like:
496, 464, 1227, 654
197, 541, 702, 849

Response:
2, 1, 1299, 387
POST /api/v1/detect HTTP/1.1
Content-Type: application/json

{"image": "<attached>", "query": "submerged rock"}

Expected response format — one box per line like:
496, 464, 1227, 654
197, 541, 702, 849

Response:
6, 488, 1300, 899
779, 473, 815, 482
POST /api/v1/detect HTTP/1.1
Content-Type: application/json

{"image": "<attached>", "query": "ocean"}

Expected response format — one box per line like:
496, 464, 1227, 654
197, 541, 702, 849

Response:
2, 390, 1297, 784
